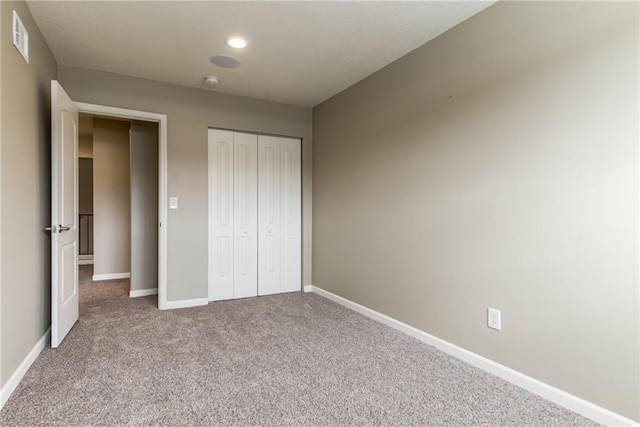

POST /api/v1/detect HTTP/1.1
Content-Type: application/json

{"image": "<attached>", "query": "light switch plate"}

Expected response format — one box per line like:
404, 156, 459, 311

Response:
169, 197, 178, 209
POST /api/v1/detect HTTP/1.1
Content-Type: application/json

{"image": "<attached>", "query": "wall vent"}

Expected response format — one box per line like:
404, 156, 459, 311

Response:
12, 10, 29, 63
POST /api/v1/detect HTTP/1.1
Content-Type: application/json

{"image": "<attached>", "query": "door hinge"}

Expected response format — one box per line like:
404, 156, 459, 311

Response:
44, 225, 58, 233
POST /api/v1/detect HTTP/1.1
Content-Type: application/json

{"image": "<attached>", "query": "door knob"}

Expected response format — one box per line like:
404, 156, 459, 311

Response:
43, 224, 70, 233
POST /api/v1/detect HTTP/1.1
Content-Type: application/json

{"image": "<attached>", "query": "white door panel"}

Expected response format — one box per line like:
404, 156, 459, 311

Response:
61, 241, 77, 303
258, 135, 281, 296
51, 80, 79, 348
279, 138, 302, 293
233, 133, 258, 299
208, 129, 235, 301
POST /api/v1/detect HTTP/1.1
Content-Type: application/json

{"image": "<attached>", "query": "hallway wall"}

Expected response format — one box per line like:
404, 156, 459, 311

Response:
130, 120, 159, 292
92, 118, 131, 278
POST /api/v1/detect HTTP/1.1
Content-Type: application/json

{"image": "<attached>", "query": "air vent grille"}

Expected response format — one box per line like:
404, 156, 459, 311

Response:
12, 10, 29, 63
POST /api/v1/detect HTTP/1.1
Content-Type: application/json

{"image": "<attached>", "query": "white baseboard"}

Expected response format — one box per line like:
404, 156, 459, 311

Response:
161, 297, 209, 310
93, 272, 130, 281
307, 285, 638, 427
129, 288, 158, 298
78, 259, 94, 266
303, 285, 313, 293
0, 327, 50, 410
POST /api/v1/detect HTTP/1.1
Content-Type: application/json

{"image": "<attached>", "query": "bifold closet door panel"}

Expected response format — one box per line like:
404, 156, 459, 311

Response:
208, 129, 235, 301
233, 133, 258, 299
258, 135, 281, 296
280, 137, 302, 293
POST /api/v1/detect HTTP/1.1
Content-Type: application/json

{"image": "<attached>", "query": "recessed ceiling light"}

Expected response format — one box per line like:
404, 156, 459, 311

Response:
210, 54, 240, 68
226, 37, 247, 49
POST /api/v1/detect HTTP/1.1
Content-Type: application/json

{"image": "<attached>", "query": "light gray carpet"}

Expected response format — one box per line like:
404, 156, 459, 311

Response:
78, 265, 129, 304
1, 269, 597, 426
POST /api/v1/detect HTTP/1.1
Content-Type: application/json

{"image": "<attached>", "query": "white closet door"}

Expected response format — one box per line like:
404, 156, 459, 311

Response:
208, 129, 235, 301
233, 133, 258, 298
258, 135, 281, 296
279, 137, 302, 293
211, 130, 300, 301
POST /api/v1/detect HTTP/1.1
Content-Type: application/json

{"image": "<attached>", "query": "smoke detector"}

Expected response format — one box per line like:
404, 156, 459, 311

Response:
204, 76, 219, 86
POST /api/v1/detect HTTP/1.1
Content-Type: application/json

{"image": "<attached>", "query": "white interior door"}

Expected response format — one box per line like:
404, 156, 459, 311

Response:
279, 138, 302, 293
208, 129, 235, 301
258, 135, 281, 296
51, 80, 79, 348
233, 133, 258, 298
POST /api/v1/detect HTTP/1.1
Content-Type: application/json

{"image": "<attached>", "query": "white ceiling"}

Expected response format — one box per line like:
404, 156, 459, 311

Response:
27, 1, 495, 107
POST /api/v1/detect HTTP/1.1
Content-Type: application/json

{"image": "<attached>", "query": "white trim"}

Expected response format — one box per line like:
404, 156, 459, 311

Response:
0, 327, 50, 410
158, 116, 168, 310
307, 285, 638, 427
92, 272, 130, 281
129, 288, 158, 298
162, 297, 209, 310
78, 259, 94, 266
74, 102, 168, 311
303, 285, 313, 293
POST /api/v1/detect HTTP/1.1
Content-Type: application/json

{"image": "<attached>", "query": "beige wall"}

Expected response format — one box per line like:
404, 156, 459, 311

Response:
0, 0, 3, 388
0, 0, 4, 388
130, 120, 159, 292
58, 66, 313, 302
78, 135, 93, 158
78, 158, 93, 256
313, 1, 639, 421
78, 158, 93, 215
93, 118, 131, 277
0, 1, 57, 387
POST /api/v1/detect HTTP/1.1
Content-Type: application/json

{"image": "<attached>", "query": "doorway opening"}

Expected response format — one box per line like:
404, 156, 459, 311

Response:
77, 114, 160, 305
75, 102, 168, 310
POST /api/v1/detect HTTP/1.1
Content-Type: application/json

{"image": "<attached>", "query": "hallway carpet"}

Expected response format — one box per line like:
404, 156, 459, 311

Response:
78, 265, 129, 304
1, 282, 596, 426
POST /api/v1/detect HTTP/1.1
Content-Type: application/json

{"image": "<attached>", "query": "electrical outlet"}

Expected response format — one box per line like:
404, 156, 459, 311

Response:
487, 308, 501, 331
